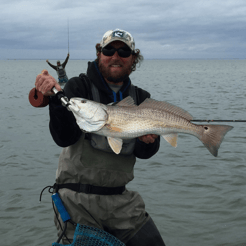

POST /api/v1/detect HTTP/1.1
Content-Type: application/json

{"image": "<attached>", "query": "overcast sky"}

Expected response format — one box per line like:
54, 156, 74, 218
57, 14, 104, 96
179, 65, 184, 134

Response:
1, 0, 246, 59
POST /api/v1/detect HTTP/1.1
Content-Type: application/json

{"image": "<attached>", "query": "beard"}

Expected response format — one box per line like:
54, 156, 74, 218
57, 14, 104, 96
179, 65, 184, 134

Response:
98, 59, 132, 83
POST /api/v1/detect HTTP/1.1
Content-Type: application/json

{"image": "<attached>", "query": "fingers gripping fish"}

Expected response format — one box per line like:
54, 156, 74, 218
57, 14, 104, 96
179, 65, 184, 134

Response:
68, 96, 233, 157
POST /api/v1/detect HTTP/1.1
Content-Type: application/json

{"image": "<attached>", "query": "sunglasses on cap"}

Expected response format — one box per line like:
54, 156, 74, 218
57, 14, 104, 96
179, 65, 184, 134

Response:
102, 45, 133, 58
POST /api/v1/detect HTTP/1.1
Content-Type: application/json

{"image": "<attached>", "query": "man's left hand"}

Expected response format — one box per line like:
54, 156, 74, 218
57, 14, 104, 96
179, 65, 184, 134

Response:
138, 134, 159, 144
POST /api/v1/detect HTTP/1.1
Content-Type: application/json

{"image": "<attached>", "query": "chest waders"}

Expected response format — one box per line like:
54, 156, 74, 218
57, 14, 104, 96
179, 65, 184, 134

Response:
49, 192, 125, 246
56, 65, 67, 78
55, 74, 138, 190
42, 74, 151, 245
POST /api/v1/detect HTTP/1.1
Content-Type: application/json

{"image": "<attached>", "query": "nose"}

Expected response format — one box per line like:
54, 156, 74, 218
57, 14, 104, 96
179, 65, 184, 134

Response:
111, 50, 120, 59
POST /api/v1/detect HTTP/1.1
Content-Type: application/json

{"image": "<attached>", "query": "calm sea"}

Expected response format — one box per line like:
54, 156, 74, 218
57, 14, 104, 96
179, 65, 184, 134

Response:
0, 59, 245, 246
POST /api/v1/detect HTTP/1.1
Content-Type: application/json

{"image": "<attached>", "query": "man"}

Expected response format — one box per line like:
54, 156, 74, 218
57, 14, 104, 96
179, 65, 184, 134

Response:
35, 29, 165, 246
46, 53, 70, 83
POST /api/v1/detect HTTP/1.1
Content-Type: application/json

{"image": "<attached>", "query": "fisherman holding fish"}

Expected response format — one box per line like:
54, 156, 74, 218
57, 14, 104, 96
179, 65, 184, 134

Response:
46, 53, 70, 84
36, 29, 166, 245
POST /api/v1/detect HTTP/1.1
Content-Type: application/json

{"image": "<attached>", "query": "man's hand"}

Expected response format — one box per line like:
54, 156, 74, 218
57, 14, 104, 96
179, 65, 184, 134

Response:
35, 70, 62, 96
138, 134, 159, 144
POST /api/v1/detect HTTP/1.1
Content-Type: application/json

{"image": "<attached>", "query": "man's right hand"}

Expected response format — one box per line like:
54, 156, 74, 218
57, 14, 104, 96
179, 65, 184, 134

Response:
35, 70, 62, 96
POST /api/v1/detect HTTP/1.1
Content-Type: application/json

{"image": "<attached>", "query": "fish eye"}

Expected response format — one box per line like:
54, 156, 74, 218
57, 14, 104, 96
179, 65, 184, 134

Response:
81, 100, 86, 103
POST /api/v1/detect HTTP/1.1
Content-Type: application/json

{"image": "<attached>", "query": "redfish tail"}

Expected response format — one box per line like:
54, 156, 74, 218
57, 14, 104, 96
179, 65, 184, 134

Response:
198, 125, 233, 157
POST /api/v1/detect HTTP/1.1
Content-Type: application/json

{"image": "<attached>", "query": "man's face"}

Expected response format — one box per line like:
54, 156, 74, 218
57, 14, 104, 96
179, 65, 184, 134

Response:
98, 41, 135, 84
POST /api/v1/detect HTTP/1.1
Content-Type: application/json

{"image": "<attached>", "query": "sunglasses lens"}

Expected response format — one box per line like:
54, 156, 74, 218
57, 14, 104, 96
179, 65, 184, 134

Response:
102, 47, 115, 56
102, 46, 132, 58
118, 48, 132, 58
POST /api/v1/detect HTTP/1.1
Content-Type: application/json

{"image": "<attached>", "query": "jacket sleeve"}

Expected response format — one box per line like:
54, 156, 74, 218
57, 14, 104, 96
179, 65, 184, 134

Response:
47, 62, 57, 70
133, 87, 161, 159
134, 137, 160, 159
49, 77, 87, 147
62, 55, 69, 68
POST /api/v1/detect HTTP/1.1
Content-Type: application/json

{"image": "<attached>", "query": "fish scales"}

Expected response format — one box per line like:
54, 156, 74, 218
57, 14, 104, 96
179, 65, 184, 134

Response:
69, 96, 233, 156
104, 105, 202, 138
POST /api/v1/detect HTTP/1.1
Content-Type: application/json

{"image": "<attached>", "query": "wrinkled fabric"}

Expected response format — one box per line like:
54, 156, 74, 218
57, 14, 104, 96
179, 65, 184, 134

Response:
51, 61, 161, 244
126, 217, 166, 246
55, 134, 150, 243
55, 188, 149, 244
56, 134, 135, 188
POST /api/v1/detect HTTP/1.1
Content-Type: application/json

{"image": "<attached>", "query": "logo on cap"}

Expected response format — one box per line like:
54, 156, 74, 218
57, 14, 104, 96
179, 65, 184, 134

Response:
100, 29, 135, 51
112, 31, 124, 38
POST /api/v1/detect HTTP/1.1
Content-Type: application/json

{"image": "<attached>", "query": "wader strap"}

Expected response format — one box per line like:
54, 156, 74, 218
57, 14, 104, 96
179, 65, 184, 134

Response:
91, 82, 100, 102
129, 84, 137, 104
79, 73, 93, 100
79, 73, 99, 102
54, 183, 125, 195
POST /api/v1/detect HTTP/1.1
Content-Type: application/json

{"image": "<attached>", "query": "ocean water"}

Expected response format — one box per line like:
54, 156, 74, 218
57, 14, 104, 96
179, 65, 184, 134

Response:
0, 59, 245, 246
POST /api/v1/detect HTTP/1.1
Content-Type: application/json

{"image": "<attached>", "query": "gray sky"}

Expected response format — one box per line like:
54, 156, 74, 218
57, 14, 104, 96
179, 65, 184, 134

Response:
1, 0, 246, 59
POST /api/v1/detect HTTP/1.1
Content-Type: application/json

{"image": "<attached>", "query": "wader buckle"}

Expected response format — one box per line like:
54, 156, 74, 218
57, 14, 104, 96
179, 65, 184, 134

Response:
79, 184, 93, 194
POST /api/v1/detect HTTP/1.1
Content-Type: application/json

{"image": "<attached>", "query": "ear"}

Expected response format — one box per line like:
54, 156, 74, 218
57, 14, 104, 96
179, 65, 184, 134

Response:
97, 52, 101, 61
131, 54, 136, 64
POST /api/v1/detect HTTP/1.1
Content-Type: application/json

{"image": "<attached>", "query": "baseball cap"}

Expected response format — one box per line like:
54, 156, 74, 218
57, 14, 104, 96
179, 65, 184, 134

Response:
100, 29, 135, 51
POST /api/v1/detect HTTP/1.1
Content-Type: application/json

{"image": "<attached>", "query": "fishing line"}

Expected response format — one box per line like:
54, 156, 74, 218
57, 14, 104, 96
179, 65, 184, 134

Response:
191, 120, 246, 123
67, 19, 69, 54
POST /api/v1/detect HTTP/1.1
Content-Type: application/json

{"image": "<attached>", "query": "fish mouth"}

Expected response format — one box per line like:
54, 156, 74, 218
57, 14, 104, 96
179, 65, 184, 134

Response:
69, 100, 80, 112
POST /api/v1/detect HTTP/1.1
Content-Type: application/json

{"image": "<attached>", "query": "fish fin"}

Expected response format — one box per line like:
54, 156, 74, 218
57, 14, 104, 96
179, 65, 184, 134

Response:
107, 137, 123, 154
116, 96, 136, 107
139, 98, 193, 120
198, 125, 233, 157
163, 134, 178, 147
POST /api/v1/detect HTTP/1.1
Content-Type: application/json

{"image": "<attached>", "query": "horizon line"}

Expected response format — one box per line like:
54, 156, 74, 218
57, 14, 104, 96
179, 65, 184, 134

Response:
1, 58, 245, 61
